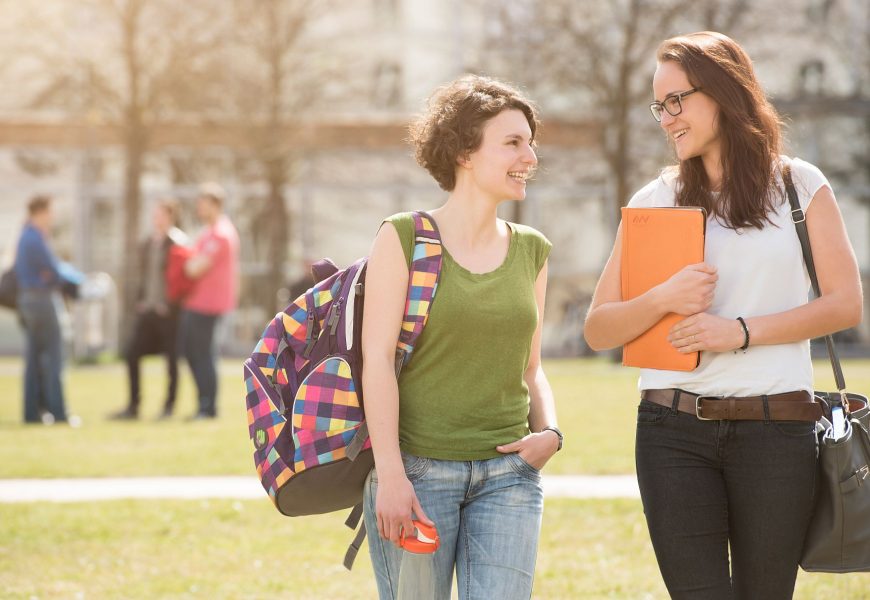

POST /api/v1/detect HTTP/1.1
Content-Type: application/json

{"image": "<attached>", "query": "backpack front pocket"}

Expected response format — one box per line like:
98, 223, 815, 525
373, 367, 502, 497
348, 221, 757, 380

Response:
244, 358, 294, 500
291, 356, 363, 472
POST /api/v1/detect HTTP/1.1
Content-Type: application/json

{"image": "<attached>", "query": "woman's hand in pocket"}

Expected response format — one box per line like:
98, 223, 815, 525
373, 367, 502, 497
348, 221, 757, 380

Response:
496, 431, 559, 470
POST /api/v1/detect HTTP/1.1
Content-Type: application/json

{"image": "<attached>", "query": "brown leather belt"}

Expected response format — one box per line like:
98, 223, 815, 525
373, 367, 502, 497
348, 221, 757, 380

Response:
641, 388, 823, 422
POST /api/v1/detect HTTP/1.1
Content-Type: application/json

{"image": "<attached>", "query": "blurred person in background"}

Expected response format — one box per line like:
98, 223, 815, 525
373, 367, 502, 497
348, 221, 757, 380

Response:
109, 198, 188, 421
14, 195, 82, 426
178, 183, 239, 420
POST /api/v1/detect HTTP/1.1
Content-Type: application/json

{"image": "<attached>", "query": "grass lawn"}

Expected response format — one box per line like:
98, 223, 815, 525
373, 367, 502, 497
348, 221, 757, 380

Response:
2, 356, 870, 478
0, 356, 648, 478
1, 356, 869, 598
1, 498, 866, 599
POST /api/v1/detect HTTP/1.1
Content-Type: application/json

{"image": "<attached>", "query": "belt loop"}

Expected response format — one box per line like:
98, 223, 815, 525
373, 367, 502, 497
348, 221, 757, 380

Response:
762, 394, 770, 424
670, 389, 681, 415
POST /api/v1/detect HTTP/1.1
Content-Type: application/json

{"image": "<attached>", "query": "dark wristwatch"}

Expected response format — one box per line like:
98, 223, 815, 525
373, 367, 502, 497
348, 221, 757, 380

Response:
541, 426, 563, 452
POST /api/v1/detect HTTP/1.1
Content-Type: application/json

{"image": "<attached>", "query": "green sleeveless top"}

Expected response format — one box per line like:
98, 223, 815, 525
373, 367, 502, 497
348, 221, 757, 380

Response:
385, 212, 552, 460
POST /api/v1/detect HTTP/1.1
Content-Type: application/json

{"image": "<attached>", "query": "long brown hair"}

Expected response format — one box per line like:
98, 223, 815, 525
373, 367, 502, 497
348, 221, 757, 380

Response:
657, 32, 783, 229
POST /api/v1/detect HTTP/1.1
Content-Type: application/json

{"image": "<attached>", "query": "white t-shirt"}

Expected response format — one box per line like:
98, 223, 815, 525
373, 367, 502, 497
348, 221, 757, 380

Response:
626, 156, 830, 396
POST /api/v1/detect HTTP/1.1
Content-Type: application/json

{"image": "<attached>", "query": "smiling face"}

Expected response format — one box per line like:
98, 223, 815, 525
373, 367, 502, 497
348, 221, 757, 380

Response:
461, 109, 537, 202
653, 60, 722, 168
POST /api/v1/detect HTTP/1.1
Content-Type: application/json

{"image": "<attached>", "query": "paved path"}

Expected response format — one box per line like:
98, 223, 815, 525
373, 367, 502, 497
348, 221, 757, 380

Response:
0, 475, 639, 503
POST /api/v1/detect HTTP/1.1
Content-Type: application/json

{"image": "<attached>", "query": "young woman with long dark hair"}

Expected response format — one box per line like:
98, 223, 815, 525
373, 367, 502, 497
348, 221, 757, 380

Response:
585, 32, 862, 599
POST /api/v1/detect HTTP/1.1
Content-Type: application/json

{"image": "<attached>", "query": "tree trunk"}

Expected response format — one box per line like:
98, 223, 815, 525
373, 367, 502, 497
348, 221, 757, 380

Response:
612, 118, 632, 231
120, 124, 145, 347
609, 1, 638, 233
119, 0, 145, 352
266, 157, 289, 313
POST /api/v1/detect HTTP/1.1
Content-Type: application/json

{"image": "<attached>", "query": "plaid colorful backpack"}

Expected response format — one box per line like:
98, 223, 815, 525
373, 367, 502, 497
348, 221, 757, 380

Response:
243, 211, 442, 568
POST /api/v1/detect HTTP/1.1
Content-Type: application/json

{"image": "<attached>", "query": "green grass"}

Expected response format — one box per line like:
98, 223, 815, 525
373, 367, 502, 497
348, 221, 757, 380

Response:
2, 356, 869, 478
2, 357, 870, 598
1, 498, 866, 599
0, 356, 645, 478
0, 358, 252, 478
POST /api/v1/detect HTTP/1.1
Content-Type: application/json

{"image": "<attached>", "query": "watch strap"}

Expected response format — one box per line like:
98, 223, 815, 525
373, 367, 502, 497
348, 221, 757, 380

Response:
541, 426, 563, 451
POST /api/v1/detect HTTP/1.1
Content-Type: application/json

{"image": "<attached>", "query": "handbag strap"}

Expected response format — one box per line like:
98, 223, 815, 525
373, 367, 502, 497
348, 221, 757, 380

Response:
782, 164, 848, 406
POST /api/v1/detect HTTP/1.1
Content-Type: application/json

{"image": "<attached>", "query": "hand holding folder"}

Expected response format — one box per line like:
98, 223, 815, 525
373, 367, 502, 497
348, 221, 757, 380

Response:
620, 207, 706, 371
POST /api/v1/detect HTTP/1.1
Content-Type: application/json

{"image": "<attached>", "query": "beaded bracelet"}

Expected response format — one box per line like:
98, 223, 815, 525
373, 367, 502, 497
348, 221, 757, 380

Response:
736, 317, 750, 353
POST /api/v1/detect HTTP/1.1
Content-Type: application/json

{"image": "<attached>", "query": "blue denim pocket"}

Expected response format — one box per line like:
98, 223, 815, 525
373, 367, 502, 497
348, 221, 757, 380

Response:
505, 452, 541, 482
369, 452, 431, 484
401, 452, 432, 482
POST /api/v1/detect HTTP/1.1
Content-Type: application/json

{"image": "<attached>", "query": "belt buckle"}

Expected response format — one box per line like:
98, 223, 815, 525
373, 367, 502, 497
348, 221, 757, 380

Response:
695, 395, 721, 421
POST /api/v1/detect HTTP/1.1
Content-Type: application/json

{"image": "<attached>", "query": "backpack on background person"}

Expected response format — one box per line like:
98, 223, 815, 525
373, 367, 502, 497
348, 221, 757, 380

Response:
243, 211, 443, 569
0, 268, 17, 309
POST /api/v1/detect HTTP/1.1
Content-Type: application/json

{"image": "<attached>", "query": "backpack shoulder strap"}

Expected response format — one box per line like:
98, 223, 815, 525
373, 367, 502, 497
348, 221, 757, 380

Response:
394, 211, 443, 375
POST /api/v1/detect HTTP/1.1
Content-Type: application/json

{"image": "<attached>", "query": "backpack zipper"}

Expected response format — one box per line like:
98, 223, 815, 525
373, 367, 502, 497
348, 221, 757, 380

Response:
328, 298, 343, 335
303, 309, 316, 358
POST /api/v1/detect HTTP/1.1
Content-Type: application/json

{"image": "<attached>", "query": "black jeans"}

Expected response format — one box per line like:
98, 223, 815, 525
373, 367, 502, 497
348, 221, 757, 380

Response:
126, 308, 179, 414
635, 397, 818, 600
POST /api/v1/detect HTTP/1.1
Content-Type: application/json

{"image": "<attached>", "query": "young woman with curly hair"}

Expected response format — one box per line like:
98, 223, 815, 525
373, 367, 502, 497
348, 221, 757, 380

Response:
361, 74, 560, 599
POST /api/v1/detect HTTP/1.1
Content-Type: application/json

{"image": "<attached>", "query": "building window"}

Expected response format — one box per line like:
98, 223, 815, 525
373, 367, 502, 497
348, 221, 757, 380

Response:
798, 60, 826, 96
806, 0, 835, 22
372, 61, 402, 109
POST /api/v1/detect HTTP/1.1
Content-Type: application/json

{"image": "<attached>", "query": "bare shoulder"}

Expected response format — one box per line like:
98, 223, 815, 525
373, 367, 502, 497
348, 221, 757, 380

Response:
806, 184, 838, 219
367, 221, 408, 284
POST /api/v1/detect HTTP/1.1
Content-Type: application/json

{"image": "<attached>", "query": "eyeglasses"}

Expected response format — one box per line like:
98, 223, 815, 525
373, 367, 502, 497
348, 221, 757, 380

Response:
649, 88, 702, 122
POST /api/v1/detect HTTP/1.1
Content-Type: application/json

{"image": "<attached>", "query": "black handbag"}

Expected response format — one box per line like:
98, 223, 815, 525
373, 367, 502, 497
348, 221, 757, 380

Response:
0, 267, 17, 309
782, 165, 870, 572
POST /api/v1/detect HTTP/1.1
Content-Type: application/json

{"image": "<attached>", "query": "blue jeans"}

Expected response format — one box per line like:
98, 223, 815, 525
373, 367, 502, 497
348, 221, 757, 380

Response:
18, 289, 66, 422
364, 453, 544, 600
178, 309, 219, 416
635, 397, 818, 599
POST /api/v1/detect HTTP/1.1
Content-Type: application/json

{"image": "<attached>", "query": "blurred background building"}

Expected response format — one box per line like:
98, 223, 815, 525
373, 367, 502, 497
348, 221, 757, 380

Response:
0, 0, 867, 356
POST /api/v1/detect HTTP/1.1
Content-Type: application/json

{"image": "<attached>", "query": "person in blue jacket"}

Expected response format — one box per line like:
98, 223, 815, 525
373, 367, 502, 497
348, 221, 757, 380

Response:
14, 195, 80, 426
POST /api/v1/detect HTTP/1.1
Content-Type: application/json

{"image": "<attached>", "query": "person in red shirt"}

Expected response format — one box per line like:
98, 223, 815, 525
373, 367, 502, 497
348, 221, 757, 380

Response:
179, 183, 240, 419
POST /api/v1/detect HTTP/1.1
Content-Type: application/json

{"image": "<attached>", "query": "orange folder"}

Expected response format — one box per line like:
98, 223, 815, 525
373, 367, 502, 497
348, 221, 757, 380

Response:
620, 207, 706, 371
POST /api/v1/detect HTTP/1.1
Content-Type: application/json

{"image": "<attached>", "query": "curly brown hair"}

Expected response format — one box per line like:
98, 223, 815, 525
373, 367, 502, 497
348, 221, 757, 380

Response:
409, 75, 539, 192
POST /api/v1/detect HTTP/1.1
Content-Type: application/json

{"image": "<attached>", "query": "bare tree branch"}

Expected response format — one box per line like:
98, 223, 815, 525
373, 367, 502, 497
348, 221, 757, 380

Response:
480, 0, 766, 231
